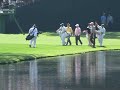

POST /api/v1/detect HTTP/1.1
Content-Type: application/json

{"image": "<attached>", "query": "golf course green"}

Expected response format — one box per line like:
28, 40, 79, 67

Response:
0, 32, 120, 64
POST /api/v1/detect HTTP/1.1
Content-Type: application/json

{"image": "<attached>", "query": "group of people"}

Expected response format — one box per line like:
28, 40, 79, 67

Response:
27, 21, 106, 48
83, 22, 106, 48
57, 22, 106, 48
56, 23, 83, 46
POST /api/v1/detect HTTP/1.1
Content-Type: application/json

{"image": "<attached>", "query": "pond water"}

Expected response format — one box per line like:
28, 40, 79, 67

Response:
0, 51, 120, 90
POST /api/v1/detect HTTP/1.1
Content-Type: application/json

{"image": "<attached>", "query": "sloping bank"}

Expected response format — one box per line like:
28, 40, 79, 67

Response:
0, 48, 120, 64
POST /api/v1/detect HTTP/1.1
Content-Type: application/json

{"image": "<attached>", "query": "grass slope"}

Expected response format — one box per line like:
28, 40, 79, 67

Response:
0, 32, 120, 64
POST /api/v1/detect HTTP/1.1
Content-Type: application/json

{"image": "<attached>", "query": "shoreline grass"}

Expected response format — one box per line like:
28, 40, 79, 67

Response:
0, 32, 120, 64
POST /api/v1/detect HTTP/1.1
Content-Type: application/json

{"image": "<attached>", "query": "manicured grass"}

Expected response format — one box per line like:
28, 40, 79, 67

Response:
0, 32, 120, 64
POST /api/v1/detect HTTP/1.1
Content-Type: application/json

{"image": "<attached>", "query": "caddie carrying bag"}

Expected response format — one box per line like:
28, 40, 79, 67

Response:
26, 34, 34, 40
26, 27, 35, 40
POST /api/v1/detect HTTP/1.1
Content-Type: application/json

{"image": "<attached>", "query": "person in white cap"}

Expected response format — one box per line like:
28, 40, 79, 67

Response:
95, 23, 106, 47
74, 24, 83, 45
29, 24, 38, 48
56, 23, 69, 46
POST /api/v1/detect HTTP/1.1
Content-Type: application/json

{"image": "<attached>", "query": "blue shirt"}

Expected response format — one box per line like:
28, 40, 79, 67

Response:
101, 15, 106, 24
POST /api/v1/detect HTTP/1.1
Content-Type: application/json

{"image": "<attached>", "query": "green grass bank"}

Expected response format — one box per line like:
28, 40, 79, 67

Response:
0, 32, 120, 64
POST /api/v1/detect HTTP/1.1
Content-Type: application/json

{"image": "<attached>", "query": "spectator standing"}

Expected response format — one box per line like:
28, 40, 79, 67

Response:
101, 13, 107, 26
107, 14, 113, 30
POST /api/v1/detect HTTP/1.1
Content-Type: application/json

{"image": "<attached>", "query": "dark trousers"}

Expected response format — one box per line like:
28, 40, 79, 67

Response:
75, 35, 82, 45
66, 37, 72, 45
90, 33, 96, 47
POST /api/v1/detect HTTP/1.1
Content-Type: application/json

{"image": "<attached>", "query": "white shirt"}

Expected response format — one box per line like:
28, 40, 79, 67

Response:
58, 26, 66, 33
89, 25, 96, 33
97, 26, 106, 36
29, 27, 38, 37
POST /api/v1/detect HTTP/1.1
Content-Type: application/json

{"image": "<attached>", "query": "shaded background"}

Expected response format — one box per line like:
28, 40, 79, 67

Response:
5, 0, 120, 33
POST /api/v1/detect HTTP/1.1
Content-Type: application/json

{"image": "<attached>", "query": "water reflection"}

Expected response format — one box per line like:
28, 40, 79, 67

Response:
75, 55, 81, 85
58, 56, 74, 85
96, 51, 106, 86
0, 51, 120, 90
29, 61, 38, 90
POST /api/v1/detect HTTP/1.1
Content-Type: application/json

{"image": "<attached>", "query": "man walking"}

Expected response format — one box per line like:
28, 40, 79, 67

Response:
56, 23, 68, 46
29, 24, 38, 48
74, 24, 83, 45
89, 22, 96, 48
66, 23, 73, 45
96, 23, 106, 47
